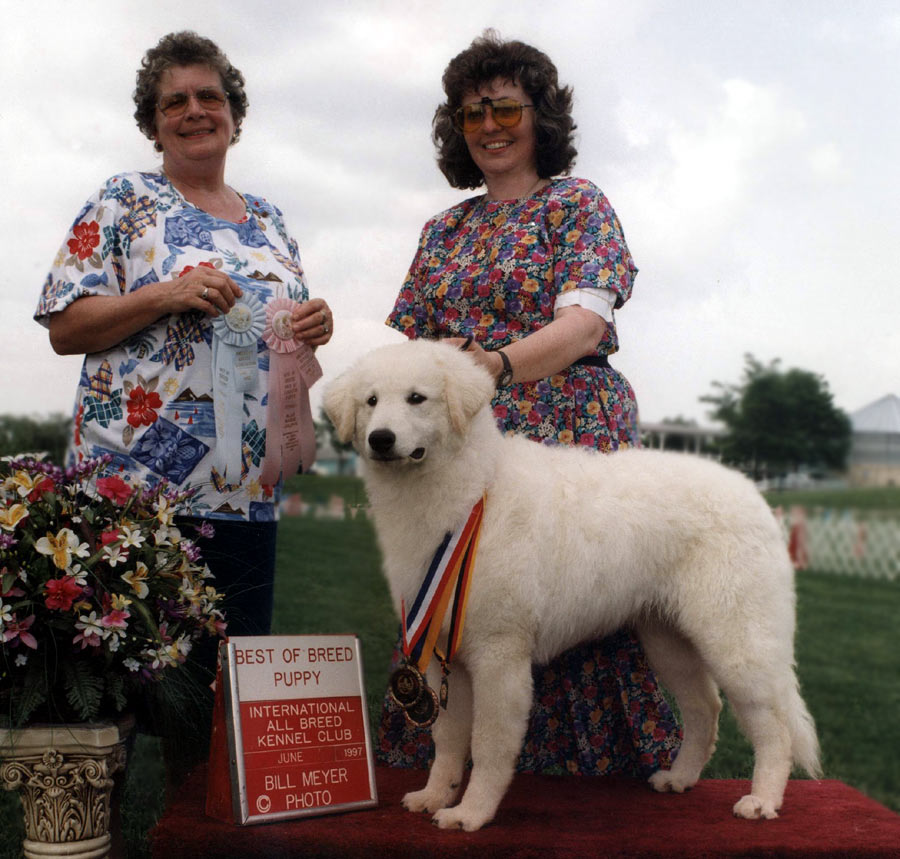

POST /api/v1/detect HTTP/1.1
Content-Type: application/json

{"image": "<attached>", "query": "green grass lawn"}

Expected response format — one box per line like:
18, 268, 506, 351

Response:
2, 480, 898, 857
764, 485, 900, 511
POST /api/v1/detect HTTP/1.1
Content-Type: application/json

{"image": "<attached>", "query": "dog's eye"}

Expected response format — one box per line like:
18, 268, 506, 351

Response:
407, 392, 427, 405
366, 395, 377, 407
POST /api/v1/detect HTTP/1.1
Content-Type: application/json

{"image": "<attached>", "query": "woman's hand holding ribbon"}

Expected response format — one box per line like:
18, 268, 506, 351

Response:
166, 267, 243, 316
291, 297, 334, 346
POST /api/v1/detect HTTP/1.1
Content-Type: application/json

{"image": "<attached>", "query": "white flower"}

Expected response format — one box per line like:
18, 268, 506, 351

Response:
0, 599, 12, 627
73, 611, 105, 648
153, 524, 180, 547
67, 565, 89, 587
15, 654, 28, 667
103, 544, 129, 567
35, 527, 87, 571
147, 647, 176, 671
123, 658, 141, 672
174, 634, 193, 657
106, 629, 125, 651
121, 562, 150, 599
119, 524, 145, 549
155, 496, 176, 528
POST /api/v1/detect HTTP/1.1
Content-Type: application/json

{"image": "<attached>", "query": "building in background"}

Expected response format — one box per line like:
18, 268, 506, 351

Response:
847, 394, 900, 487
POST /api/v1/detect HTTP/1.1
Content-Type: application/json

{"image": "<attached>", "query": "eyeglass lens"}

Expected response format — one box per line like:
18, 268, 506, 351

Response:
158, 88, 227, 116
456, 99, 528, 132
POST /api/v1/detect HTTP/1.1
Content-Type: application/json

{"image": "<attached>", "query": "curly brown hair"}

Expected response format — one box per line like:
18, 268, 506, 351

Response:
433, 31, 577, 189
133, 31, 248, 152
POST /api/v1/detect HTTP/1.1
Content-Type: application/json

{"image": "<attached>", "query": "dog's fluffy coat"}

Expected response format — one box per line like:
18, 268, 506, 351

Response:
324, 340, 820, 831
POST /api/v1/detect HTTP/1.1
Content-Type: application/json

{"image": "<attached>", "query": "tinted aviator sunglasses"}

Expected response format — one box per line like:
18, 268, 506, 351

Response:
453, 97, 534, 133
157, 87, 229, 117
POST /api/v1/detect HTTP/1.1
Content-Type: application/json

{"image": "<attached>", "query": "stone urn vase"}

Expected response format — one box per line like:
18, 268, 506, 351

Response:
0, 718, 133, 859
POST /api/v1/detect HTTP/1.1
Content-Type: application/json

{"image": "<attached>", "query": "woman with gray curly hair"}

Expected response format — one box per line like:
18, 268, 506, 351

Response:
35, 32, 333, 748
384, 31, 682, 778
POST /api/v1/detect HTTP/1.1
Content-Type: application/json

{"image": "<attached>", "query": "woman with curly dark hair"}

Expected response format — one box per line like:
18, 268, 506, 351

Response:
383, 31, 682, 780
36, 31, 334, 763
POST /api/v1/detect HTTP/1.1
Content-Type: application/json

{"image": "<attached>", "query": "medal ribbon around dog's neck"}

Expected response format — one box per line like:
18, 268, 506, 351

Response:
400, 495, 484, 699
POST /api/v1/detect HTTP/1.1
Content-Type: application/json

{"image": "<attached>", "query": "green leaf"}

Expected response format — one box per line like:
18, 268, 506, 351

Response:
64, 659, 104, 721
105, 673, 128, 713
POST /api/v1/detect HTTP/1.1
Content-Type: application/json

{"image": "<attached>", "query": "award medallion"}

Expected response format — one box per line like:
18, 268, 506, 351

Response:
403, 685, 439, 728
389, 664, 424, 707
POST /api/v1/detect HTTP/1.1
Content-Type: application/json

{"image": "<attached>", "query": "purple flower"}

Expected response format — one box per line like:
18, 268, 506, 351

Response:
180, 540, 201, 562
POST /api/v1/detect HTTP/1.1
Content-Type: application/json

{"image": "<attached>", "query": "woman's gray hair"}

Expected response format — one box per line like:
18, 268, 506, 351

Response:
133, 31, 248, 152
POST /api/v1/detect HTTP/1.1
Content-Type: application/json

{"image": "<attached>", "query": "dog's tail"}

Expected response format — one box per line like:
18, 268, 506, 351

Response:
788, 682, 822, 779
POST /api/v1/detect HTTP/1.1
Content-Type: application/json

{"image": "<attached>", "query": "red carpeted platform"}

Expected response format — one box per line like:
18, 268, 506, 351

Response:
150, 765, 900, 858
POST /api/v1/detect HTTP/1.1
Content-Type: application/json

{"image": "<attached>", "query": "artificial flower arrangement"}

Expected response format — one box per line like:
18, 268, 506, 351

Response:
0, 454, 226, 726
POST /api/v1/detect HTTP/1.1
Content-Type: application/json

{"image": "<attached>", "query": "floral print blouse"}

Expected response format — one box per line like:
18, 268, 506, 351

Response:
387, 177, 642, 450
35, 172, 309, 521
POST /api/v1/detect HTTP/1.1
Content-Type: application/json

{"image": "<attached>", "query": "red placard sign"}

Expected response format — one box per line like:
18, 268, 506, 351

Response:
213, 634, 377, 824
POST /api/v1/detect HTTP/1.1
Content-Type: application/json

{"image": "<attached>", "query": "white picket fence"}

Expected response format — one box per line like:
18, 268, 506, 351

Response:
774, 506, 900, 580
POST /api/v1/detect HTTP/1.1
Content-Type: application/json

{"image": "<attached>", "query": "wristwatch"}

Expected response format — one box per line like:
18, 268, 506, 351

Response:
496, 350, 513, 387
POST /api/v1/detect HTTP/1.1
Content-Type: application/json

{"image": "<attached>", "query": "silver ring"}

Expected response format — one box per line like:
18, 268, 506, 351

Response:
322, 323, 329, 335
320, 310, 327, 324
201, 287, 209, 300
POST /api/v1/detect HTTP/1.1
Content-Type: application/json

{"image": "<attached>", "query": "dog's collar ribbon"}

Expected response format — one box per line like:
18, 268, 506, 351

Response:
258, 298, 322, 485
211, 295, 266, 483
400, 495, 484, 676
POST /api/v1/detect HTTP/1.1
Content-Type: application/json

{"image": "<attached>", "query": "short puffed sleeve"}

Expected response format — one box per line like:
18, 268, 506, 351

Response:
548, 179, 638, 310
34, 174, 150, 327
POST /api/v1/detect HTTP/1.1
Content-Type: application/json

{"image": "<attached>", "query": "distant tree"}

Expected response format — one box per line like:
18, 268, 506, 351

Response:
0, 414, 71, 464
316, 407, 355, 475
701, 355, 851, 480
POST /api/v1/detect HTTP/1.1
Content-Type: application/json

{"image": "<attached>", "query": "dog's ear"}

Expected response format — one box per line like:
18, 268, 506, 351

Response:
444, 351, 496, 434
322, 372, 357, 444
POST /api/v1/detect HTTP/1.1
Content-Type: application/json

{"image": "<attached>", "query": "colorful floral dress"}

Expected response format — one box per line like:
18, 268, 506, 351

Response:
35, 171, 310, 522
381, 177, 682, 775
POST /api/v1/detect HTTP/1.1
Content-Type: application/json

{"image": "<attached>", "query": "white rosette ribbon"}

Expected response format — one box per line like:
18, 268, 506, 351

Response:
211, 294, 266, 482
258, 298, 323, 485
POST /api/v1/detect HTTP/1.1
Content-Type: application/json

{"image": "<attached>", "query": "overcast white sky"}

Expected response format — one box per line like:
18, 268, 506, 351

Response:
2, 0, 897, 426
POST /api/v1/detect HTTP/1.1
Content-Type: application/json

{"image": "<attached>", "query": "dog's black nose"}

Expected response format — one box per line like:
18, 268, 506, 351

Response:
368, 428, 396, 454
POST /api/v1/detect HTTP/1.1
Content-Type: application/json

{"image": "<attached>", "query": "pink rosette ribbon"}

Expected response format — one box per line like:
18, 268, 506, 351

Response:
259, 298, 322, 485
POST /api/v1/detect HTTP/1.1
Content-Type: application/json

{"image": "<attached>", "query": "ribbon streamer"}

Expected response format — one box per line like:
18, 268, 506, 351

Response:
259, 298, 322, 485
401, 496, 484, 675
211, 295, 266, 483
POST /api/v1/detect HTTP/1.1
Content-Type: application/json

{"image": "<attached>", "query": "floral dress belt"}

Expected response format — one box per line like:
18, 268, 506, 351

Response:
572, 355, 610, 368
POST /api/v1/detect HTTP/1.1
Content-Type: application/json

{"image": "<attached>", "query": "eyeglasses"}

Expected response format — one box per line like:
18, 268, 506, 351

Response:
157, 87, 228, 117
453, 97, 534, 133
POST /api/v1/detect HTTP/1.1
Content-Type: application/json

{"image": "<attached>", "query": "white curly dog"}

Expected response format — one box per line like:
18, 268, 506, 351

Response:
324, 340, 820, 831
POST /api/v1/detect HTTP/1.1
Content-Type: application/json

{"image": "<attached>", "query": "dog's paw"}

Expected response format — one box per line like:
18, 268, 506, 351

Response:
648, 770, 697, 794
432, 805, 491, 832
733, 794, 779, 820
402, 786, 455, 814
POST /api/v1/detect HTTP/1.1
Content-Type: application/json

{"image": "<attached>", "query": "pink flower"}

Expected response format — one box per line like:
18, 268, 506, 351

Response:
44, 576, 84, 611
100, 529, 121, 547
1, 570, 25, 598
101, 609, 129, 629
3, 614, 37, 649
96, 475, 132, 506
